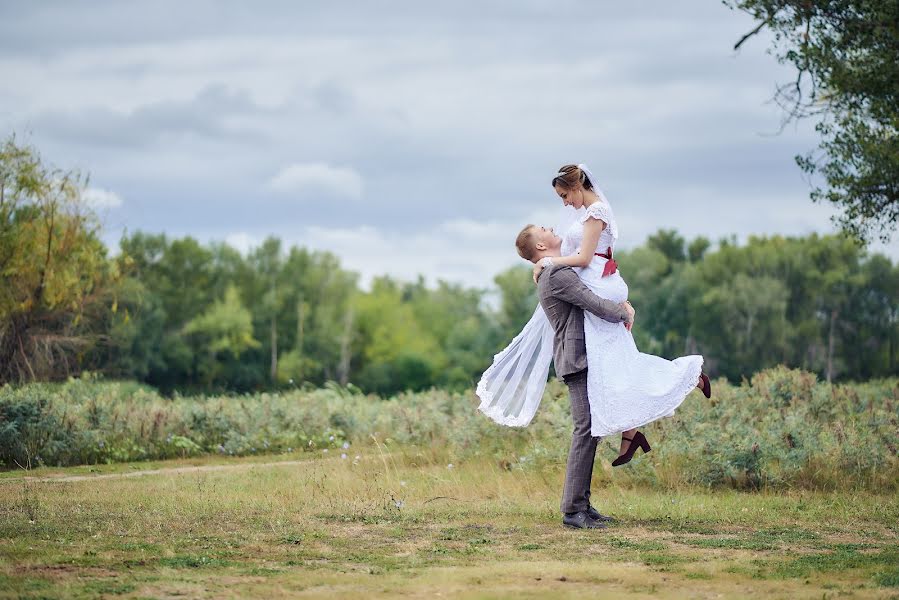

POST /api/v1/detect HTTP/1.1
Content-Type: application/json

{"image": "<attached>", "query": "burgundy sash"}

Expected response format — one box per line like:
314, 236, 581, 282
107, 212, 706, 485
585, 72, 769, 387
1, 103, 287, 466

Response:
594, 247, 618, 277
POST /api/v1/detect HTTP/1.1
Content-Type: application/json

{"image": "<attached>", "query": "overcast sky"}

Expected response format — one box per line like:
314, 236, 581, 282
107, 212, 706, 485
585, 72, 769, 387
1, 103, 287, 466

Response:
2, 1, 895, 289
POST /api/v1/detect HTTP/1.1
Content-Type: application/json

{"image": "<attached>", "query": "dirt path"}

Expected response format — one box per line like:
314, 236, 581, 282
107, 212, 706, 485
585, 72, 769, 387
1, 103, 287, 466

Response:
0, 458, 319, 484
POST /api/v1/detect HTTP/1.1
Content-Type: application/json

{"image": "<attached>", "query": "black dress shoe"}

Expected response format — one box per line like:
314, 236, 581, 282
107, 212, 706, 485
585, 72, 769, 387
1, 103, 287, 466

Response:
562, 511, 606, 529
587, 505, 615, 523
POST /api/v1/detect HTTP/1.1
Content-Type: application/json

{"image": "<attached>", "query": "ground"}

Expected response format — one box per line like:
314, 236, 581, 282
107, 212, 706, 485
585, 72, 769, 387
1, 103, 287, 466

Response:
1, 451, 897, 599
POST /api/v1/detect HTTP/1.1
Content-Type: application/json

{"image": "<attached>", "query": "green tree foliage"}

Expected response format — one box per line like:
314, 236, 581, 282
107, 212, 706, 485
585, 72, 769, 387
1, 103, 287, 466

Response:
182, 285, 260, 389
647, 229, 687, 266
0, 137, 117, 383
351, 277, 445, 395
492, 266, 538, 341
728, 0, 899, 242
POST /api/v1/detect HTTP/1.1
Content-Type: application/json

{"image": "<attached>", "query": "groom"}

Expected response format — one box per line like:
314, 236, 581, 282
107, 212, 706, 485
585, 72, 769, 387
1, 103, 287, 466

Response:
516, 224, 635, 530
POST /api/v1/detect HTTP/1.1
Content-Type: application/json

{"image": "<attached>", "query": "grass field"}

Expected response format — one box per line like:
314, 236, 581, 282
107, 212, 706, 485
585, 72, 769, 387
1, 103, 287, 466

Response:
1, 450, 898, 599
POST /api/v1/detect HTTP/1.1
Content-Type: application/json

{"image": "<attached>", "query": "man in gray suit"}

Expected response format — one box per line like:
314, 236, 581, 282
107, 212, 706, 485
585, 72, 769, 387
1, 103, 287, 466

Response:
515, 224, 635, 530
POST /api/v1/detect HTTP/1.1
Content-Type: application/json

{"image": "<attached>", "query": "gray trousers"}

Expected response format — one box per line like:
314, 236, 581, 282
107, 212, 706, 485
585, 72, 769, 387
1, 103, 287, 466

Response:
560, 369, 599, 514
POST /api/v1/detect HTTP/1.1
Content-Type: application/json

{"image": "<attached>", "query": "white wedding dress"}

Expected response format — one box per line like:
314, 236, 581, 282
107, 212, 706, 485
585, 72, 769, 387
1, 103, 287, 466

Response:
477, 198, 703, 437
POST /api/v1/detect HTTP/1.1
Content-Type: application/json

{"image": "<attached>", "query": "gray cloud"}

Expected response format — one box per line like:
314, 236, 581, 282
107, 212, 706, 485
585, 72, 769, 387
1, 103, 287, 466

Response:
2, 0, 895, 285
26, 84, 268, 148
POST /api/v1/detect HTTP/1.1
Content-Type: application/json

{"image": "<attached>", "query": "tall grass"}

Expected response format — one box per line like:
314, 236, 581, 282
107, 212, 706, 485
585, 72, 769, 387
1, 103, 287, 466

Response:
0, 367, 896, 491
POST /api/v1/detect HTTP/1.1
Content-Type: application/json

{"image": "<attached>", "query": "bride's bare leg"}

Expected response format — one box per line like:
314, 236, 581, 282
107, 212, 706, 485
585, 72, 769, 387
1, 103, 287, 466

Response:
619, 428, 637, 456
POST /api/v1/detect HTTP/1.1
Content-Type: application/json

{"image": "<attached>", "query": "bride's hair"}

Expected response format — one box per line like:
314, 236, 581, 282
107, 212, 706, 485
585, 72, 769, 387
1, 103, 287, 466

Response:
552, 164, 594, 191
515, 224, 538, 262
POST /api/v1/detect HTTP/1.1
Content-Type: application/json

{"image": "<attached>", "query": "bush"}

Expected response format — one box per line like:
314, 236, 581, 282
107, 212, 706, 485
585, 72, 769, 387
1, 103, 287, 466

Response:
0, 367, 896, 491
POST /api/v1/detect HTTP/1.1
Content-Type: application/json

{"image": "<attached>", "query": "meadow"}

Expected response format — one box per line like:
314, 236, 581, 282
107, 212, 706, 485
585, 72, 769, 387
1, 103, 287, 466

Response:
1, 367, 897, 597
1, 451, 897, 598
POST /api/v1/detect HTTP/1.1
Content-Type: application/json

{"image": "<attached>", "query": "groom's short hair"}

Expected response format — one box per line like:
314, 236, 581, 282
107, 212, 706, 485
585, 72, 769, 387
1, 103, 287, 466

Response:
515, 224, 538, 262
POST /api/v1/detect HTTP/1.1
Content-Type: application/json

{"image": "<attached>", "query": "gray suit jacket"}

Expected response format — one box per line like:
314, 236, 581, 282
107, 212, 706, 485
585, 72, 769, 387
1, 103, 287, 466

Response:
536, 265, 628, 379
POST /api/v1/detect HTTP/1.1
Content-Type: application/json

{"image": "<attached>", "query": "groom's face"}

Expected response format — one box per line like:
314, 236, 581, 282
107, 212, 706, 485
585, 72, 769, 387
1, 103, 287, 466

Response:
532, 226, 561, 254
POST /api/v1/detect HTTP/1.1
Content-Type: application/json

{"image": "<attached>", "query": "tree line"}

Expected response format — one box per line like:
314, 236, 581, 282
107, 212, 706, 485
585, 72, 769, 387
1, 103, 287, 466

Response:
1, 137, 896, 395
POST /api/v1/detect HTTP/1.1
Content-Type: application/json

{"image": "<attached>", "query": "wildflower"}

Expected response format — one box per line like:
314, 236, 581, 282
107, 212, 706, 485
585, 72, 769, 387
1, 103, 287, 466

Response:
342, 442, 350, 449
341, 453, 347, 460
400, 481, 407, 487
447, 463, 454, 469
354, 455, 361, 460
287, 447, 293, 453
394, 499, 405, 509
329, 435, 335, 441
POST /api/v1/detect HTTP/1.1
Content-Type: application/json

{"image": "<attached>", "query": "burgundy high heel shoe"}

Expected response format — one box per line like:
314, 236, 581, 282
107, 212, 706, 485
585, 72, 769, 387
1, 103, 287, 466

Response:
612, 431, 651, 467
699, 373, 712, 399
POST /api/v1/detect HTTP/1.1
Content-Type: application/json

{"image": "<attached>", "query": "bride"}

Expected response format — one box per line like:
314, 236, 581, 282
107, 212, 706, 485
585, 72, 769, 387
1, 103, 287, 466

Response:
477, 163, 711, 466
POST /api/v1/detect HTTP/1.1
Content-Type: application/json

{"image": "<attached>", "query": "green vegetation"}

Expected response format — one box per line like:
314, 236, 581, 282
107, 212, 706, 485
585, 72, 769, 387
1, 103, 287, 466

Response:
0, 452, 896, 598
727, 0, 899, 243
2, 368, 896, 492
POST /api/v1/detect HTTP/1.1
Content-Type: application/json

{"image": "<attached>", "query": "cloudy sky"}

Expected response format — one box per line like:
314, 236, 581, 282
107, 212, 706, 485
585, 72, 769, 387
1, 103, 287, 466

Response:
2, 1, 895, 289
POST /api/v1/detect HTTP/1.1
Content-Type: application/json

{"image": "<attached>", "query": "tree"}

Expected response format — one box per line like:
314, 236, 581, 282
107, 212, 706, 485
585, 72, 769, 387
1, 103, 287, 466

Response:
0, 137, 117, 383
277, 247, 358, 385
728, 0, 899, 242
688, 237, 711, 263
702, 274, 790, 379
351, 277, 442, 395
647, 229, 687, 266
248, 237, 283, 383
492, 266, 538, 343
182, 285, 260, 388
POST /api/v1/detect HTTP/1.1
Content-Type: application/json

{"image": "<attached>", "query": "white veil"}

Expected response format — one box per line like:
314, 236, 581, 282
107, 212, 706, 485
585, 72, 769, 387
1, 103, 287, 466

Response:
476, 163, 599, 427
476, 304, 554, 427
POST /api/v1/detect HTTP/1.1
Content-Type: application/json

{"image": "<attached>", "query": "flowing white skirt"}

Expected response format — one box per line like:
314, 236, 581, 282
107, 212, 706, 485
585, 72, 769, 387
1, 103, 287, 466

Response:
577, 266, 703, 436
477, 264, 703, 437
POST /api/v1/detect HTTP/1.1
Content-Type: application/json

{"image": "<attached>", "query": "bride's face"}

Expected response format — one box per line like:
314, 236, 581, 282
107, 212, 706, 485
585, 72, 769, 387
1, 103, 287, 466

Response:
554, 183, 586, 209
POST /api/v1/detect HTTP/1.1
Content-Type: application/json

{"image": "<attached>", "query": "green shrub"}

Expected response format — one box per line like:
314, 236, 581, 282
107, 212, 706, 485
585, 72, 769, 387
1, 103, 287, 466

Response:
0, 367, 896, 491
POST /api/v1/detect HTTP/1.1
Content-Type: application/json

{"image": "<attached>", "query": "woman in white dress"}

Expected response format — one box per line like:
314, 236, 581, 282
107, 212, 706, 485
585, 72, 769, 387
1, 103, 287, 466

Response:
476, 163, 711, 466
536, 164, 710, 465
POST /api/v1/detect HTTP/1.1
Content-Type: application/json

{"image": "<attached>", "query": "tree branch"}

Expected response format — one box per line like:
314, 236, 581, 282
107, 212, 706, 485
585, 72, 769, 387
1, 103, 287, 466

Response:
734, 18, 771, 51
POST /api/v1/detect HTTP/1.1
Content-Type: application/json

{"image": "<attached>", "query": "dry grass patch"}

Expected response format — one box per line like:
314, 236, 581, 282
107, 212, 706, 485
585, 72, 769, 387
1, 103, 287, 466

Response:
0, 454, 896, 599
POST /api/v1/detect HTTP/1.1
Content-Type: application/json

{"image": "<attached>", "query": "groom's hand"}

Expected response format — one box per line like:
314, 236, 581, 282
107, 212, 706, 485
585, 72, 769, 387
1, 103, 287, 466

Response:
621, 301, 635, 331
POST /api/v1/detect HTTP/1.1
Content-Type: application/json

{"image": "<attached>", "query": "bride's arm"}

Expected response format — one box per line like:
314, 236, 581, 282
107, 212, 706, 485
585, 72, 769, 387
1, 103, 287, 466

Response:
532, 218, 605, 281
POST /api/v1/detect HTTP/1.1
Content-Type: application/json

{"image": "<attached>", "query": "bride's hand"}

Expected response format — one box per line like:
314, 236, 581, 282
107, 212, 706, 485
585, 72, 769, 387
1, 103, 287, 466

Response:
532, 263, 543, 284
532, 258, 550, 284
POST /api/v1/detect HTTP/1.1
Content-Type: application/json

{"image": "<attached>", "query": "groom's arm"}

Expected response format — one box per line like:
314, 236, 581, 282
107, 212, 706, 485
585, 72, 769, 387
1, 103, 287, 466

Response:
548, 267, 629, 324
